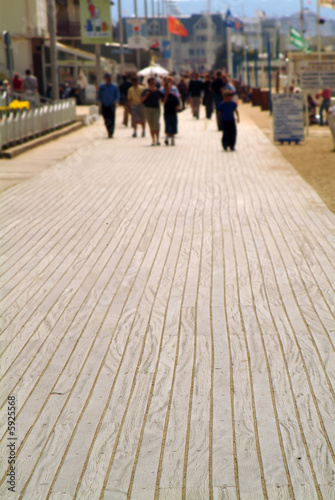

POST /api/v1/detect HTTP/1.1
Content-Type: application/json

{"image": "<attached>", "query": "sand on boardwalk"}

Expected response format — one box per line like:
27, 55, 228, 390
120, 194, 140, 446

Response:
1, 104, 334, 214
241, 102, 335, 215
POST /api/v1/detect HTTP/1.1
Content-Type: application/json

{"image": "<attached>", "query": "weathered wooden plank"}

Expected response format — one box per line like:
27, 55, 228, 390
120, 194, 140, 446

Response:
158, 307, 195, 490
184, 333, 212, 498
1, 108, 335, 499
213, 486, 237, 500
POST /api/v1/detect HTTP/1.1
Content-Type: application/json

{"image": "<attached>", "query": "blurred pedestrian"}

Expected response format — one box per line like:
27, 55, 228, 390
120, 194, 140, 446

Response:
23, 69, 39, 106
307, 94, 318, 125
211, 71, 224, 127
127, 76, 146, 138
163, 76, 180, 146
62, 82, 72, 99
97, 72, 120, 138
217, 90, 239, 151
177, 77, 188, 110
203, 73, 214, 119
188, 72, 204, 119
141, 77, 163, 146
316, 88, 332, 126
119, 74, 132, 126
0, 79, 11, 95
212, 72, 236, 128
12, 73, 23, 95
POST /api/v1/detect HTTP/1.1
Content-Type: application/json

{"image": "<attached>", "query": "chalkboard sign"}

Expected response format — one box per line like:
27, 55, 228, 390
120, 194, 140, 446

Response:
272, 94, 304, 144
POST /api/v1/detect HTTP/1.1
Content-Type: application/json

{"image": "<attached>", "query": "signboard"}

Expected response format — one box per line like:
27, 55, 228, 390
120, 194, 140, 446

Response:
162, 40, 171, 59
126, 19, 147, 49
80, 0, 113, 44
299, 61, 335, 89
272, 94, 304, 143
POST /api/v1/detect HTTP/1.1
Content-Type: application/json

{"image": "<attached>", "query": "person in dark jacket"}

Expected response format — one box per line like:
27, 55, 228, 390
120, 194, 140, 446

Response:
163, 77, 180, 146
217, 90, 239, 151
188, 72, 204, 119
177, 77, 188, 110
97, 73, 120, 138
203, 73, 214, 119
211, 71, 236, 129
141, 77, 164, 146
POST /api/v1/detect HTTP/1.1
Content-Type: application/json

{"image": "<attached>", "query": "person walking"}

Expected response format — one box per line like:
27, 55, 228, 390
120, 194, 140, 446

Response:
97, 72, 120, 138
188, 72, 204, 119
163, 77, 180, 146
141, 77, 163, 146
12, 73, 23, 95
177, 77, 188, 110
203, 73, 214, 119
316, 88, 332, 126
211, 70, 224, 127
217, 90, 239, 151
23, 69, 39, 106
119, 74, 132, 126
127, 77, 146, 138
211, 71, 236, 129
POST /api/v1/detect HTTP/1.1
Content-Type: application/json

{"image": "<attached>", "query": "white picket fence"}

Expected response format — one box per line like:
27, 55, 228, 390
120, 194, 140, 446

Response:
0, 98, 77, 151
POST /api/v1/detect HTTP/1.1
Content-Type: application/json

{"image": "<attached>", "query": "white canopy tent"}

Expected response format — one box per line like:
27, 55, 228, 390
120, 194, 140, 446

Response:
137, 64, 169, 77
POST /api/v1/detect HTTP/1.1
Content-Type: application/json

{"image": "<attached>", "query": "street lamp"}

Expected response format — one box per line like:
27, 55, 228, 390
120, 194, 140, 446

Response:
47, 0, 59, 99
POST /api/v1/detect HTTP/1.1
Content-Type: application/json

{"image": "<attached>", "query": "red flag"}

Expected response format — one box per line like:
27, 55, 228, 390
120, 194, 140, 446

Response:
168, 16, 188, 37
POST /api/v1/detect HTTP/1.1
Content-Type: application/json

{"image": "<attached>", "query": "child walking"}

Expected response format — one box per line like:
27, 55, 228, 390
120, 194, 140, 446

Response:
217, 90, 239, 151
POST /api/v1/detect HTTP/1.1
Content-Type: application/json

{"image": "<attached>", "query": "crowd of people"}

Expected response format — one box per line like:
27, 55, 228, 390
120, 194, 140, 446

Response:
0, 69, 84, 106
0, 70, 39, 107
1, 67, 332, 151
97, 70, 241, 151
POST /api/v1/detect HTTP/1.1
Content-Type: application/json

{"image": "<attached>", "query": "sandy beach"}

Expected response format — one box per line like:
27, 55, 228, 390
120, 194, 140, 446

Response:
242, 102, 335, 214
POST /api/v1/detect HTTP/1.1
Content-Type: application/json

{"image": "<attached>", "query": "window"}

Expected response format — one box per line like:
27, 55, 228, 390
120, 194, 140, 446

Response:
196, 35, 207, 42
148, 21, 160, 36
196, 20, 207, 29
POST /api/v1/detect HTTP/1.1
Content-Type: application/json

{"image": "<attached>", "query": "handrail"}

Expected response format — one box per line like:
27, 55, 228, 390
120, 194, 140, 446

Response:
0, 98, 77, 152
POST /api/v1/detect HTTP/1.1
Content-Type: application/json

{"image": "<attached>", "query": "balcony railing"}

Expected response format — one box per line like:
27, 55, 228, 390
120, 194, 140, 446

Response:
56, 21, 81, 37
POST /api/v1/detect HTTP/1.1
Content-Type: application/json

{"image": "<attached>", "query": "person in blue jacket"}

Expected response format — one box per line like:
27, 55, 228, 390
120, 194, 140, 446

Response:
97, 73, 120, 138
217, 90, 240, 151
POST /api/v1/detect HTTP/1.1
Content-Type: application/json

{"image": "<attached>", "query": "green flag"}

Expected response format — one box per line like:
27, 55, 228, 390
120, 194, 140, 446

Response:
289, 26, 311, 52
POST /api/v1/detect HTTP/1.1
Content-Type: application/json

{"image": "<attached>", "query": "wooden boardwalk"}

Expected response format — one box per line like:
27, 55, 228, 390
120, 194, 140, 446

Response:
0, 107, 334, 499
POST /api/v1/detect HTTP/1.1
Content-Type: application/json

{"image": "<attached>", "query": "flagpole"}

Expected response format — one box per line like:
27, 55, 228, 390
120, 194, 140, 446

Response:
300, 0, 304, 35
267, 32, 272, 113
117, 0, 125, 74
207, 0, 213, 71
134, 0, 141, 68
317, 0, 321, 61
254, 49, 258, 88
227, 27, 232, 76
144, 0, 148, 58
166, 13, 173, 72
246, 46, 250, 87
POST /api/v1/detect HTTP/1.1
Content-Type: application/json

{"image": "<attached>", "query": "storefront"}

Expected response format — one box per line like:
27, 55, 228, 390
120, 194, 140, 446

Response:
42, 41, 118, 102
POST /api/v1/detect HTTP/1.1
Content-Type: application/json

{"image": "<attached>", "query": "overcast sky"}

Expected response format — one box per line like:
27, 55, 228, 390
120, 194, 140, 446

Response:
112, 0, 335, 21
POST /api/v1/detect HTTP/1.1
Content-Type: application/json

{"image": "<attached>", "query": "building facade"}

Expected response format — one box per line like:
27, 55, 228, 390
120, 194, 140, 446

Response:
0, 0, 49, 87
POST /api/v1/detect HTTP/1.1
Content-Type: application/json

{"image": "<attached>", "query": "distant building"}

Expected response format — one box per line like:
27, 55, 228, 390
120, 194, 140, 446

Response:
56, 0, 81, 39
120, 14, 227, 72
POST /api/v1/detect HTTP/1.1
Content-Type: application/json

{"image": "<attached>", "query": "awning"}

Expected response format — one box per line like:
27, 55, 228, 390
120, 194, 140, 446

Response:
44, 41, 117, 66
